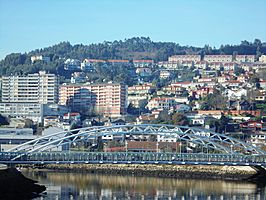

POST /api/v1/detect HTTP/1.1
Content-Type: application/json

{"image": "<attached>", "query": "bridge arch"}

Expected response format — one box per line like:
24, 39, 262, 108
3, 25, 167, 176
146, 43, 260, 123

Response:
8, 124, 265, 155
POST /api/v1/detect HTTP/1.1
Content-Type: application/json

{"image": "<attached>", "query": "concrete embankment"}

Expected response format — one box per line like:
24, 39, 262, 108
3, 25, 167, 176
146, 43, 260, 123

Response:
27, 164, 257, 180
0, 168, 46, 200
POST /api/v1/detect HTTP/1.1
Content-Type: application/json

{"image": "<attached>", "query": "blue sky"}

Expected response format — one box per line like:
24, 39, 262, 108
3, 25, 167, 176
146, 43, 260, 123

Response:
0, 0, 266, 59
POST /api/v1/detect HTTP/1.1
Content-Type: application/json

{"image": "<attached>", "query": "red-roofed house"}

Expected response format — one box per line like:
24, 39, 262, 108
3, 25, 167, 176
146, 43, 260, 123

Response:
63, 112, 81, 121
190, 87, 214, 99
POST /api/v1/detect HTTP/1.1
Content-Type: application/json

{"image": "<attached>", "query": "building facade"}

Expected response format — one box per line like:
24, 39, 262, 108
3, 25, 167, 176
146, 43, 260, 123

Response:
59, 83, 127, 117
204, 55, 233, 63
259, 55, 266, 63
0, 71, 58, 122
30, 55, 50, 63
168, 55, 201, 63
0, 103, 43, 122
235, 55, 255, 63
1, 71, 58, 104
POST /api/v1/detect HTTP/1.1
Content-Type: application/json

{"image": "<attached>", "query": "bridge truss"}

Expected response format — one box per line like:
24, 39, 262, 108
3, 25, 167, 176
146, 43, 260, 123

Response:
7, 124, 266, 156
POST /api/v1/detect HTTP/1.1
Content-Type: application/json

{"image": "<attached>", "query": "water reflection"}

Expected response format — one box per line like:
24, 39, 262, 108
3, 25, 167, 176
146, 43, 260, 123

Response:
22, 170, 265, 200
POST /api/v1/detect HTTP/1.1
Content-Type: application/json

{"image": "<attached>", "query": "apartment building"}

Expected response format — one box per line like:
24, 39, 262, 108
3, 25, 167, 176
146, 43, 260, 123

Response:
146, 97, 180, 110
30, 55, 50, 63
157, 61, 180, 70
194, 61, 208, 69
204, 55, 233, 63
168, 55, 201, 63
133, 60, 154, 68
107, 59, 129, 65
181, 60, 194, 67
159, 70, 171, 79
64, 59, 81, 71
59, 83, 127, 117
235, 55, 255, 63
0, 71, 58, 122
1, 71, 58, 104
128, 84, 155, 95
259, 55, 266, 63
0, 103, 43, 122
223, 62, 238, 71
161, 85, 185, 96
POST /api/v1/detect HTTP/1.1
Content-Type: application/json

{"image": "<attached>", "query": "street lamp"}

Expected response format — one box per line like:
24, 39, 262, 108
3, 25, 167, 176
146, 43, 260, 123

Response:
205, 144, 209, 161
125, 140, 128, 153
230, 144, 233, 161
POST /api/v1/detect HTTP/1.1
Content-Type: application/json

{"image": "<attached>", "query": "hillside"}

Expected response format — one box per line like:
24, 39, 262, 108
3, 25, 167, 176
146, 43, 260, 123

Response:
0, 37, 265, 77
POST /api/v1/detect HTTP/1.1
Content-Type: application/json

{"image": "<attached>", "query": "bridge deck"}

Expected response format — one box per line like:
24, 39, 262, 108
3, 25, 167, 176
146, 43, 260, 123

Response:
0, 152, 266, 166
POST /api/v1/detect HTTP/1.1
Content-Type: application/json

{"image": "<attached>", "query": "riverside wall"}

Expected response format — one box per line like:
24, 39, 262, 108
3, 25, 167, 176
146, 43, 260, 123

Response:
25, 164, 258, 180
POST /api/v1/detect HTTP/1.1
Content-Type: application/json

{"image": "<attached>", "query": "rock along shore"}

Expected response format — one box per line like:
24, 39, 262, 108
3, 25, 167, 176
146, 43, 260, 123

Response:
0, 168, 46, 200
24, 164, 257, 181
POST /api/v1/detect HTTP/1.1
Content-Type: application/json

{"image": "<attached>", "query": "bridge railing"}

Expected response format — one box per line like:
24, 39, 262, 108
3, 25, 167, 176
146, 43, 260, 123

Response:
0, 152, 266, 166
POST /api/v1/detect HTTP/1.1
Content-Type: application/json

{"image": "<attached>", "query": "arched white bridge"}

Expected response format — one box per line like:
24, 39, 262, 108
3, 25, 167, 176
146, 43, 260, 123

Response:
7, 124, 266, 155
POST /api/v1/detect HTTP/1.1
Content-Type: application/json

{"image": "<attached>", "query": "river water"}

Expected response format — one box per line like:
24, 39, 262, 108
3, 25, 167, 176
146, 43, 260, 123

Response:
22, 170, 266, 200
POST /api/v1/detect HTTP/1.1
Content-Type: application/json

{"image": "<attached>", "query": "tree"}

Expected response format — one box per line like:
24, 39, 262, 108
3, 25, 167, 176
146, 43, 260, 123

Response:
218, 114, 230, 133
254, 39, 262, 47
24, 119, 34, 128
249, 75, 260, 88
156, 110, 172, 124
171, 113, 189, 126
0, 114, 9, 126
234, 66, 245, 76
1, 37, 266, 77
127, 103, 139, 115
201, 89, 227, 110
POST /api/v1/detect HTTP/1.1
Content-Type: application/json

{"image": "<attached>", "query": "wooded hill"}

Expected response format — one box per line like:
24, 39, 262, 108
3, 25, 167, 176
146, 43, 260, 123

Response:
0, 37, 265, 76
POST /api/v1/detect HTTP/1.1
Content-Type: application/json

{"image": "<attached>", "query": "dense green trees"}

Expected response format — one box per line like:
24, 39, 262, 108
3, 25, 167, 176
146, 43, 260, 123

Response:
206, 114, 230, 133
85, 63, 137, 86
154, 111, 189, 126
0, 37, 265, 78
0, 114, 9, 126
200, 89, 227, 110
171, 112, 189, 126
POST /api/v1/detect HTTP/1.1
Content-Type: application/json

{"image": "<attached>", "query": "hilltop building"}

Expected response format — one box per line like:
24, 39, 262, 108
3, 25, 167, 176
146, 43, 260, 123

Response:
30, 55, 50, 63
168, 55, 201, 63
204, 55, 233, 63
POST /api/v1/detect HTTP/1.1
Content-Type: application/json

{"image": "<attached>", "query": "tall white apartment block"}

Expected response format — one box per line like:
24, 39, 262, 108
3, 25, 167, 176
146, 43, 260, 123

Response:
0, 71, 58, 122
1, 71, 58, 104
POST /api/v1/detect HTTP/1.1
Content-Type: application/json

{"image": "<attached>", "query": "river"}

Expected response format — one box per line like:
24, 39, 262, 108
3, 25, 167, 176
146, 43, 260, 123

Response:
22, 170, 266, 200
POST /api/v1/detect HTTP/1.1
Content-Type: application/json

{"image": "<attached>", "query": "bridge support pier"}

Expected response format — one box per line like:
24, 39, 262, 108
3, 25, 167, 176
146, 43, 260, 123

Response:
248, 166, 266, 184
252, 166, 266, 174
